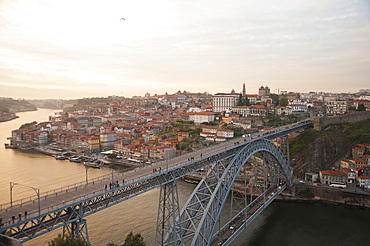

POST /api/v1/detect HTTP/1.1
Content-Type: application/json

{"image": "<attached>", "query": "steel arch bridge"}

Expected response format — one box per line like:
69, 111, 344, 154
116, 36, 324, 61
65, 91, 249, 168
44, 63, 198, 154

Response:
0, 120, 312, 245
157, 138, 291, 246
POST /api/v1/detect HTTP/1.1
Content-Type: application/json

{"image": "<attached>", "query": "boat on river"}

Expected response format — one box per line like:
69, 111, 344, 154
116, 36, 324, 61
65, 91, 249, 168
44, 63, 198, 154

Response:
4, 143, 18, 149
55, 155, 67, 160
84, 160, 103, 168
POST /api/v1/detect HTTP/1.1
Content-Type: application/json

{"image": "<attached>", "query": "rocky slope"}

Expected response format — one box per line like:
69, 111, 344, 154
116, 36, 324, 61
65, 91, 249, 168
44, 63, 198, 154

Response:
290, 119, 370, 178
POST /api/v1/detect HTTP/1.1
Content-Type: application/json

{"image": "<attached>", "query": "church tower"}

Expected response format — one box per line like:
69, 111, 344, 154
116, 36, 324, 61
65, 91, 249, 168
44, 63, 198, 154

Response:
242, 83, 246, 95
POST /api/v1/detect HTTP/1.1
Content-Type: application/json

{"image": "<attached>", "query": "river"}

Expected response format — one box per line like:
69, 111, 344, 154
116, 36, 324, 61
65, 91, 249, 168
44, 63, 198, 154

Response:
0, 109, 369, 246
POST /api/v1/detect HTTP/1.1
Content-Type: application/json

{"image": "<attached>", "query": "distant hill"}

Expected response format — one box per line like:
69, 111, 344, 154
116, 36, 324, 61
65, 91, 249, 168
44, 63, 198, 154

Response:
0, 97, 37, 113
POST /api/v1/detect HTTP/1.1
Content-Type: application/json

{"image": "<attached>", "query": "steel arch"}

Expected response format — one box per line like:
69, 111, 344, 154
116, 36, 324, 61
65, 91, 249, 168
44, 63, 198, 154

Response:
172, 138, 290, 245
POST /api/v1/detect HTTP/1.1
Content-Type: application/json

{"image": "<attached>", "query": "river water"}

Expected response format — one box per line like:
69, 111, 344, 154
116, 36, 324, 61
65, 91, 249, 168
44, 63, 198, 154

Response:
0, 109, 369, 246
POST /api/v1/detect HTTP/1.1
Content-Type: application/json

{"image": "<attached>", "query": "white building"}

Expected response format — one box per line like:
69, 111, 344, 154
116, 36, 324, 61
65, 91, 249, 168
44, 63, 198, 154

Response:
183, 112, 215, 124
212, 93, 240, 113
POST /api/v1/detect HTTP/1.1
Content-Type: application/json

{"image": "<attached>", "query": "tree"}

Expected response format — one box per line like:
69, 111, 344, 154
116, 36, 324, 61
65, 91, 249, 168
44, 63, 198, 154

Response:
242, 96, 250, 106
123, 232, 145, 246
357, 103, 366, 111
48, 234, 90, 246
280, 97, 289, 106
269, 93, 279, 106
107, 153, 117, 159
237, 94, 243, 106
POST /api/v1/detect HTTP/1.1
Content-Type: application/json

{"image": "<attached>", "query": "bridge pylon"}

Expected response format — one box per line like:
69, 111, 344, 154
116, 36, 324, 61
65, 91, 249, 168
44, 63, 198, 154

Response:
62, 218, 89, 244
156, 181, 183, 246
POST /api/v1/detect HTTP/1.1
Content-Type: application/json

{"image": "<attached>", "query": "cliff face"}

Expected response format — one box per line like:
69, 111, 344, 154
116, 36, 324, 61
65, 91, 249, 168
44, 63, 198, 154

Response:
290, 120, 369, 178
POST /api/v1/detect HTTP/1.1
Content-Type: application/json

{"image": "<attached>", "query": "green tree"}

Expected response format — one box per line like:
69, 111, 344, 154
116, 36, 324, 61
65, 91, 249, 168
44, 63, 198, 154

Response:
357, 103, 366, 111
269, 93, 279, 106
123, 232, 146, 246
106, 242, 119, 246
107, 153, 117, 159
242, 96, 250, 106
280, 97, 289, 106
237, 94, 243, 106
48, 234, 90, 246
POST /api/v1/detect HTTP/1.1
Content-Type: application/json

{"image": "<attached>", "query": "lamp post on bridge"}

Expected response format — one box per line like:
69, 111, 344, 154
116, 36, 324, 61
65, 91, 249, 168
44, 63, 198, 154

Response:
10, 182, 41, 218
85, 165, 89, 185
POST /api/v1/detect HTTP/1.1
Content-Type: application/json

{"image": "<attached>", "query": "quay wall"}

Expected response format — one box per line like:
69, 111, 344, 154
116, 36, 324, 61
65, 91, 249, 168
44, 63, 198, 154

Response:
293, 184, 370, 208
314, 111, 370, 131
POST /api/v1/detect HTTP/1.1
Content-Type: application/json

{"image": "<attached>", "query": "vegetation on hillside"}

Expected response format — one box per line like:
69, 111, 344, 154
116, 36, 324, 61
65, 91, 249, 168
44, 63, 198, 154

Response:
0, 97, 36, 112
20, 121, 38, 129
289, 128, 321, 158
107, 231, 146, 246
48, 234, 90, 246
344, 120, 370, 142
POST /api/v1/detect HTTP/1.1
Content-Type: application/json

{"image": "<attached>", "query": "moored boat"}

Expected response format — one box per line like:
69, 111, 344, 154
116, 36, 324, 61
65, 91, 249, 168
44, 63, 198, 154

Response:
4, 143, 18, 149
55, 155, 67, 160
84, 160, 103, 168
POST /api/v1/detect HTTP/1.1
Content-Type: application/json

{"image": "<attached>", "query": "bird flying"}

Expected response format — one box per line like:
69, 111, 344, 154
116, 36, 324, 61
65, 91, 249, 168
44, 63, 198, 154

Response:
120, 18, 125, 21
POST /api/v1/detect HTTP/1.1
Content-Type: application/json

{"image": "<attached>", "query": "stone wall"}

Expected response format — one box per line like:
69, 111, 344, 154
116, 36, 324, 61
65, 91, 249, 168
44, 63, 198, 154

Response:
314, 111, 370, 131
294, 184, 370, 207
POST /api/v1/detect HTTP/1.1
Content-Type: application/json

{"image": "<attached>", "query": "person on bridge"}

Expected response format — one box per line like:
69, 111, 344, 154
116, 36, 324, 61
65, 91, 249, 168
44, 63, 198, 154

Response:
109, 183, 112, 189
12, 215, 15, 223
122, 179, 125, 185
116, 181, 119, 187
105, 184, 107, 190
0, 218, 2, 228
24, 211, 27, 219
18, 213, 21, 221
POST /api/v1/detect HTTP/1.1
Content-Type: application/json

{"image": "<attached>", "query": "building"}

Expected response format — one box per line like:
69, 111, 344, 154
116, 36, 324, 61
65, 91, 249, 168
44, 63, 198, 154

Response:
182, 112, 215, 124
349, 159, 368, 168
325, 100, 348, 116
76, 116, 103, 127
352, 147, 364, 159
341, 168, 357, 183
341, 159, 355, 169
358, 176, 370, 189
231, 105, 267, 117
200, 126, 234, 142
319, 170, 347, 185
100, 132, 117, 151
212, 93, 240, 113
258, 86, 270, 96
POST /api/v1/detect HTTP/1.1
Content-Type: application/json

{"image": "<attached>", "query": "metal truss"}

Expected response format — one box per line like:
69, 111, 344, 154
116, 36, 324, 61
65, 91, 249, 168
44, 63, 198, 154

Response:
156, 181, 182, 246
165, 138, 291, 246
63, 219, 89, 244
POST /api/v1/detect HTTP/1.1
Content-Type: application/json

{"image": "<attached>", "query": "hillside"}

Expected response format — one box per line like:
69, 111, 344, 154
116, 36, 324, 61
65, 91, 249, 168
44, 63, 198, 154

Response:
0, 97, 37, 113
290, 119, 370, 178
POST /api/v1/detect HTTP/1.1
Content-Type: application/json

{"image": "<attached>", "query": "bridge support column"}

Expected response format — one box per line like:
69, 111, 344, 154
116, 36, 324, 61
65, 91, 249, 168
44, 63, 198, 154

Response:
63, 219, 89, 244
155, 181, 182, 246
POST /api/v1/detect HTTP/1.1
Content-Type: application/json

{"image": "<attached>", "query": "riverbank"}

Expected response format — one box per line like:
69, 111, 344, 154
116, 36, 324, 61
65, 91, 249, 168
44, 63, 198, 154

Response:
0, 115, 19, 122
275, 196, 370, 211
32, 147, 141, 168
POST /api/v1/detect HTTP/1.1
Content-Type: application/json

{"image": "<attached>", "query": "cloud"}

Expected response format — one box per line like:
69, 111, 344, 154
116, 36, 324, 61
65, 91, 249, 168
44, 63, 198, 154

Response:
0, 0, 369, 98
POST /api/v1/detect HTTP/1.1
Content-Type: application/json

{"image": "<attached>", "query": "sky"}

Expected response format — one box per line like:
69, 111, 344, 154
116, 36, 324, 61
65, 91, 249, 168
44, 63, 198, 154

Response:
0, 0, 369, 99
